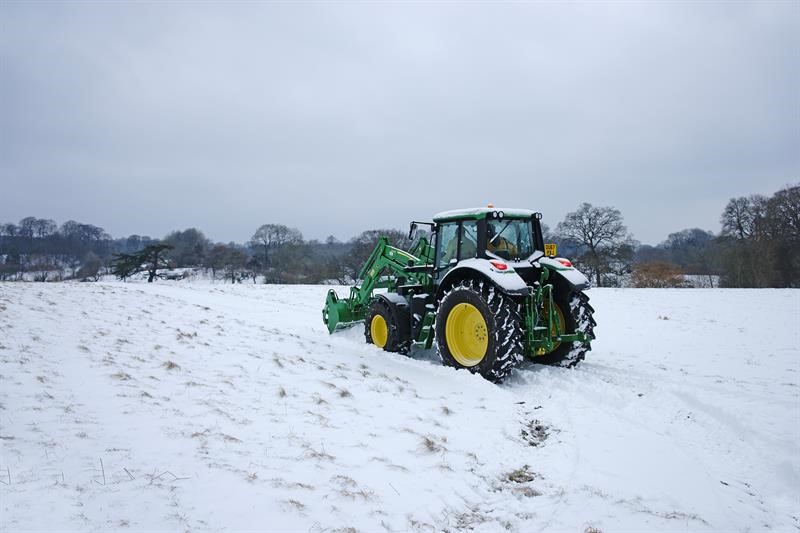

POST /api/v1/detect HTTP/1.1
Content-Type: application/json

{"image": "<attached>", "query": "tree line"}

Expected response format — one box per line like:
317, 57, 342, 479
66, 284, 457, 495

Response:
0, 183, 796, 287
556, 183, 798, 288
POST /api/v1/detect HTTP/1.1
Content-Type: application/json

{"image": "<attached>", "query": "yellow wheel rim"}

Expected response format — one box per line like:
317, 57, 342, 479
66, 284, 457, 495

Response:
536, 301, 566, 355
370, 314, 388, 348
445, 303, 488, 367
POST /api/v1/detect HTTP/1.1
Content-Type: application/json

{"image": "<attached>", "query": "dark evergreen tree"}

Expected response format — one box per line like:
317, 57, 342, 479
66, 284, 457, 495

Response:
111, 244, 173, 282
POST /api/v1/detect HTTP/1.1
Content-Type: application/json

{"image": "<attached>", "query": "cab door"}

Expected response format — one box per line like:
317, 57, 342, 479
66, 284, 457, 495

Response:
433, 220, 479, 281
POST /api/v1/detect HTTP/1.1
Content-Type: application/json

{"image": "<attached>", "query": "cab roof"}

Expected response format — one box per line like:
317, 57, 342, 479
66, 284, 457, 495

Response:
432, 207, 536, 222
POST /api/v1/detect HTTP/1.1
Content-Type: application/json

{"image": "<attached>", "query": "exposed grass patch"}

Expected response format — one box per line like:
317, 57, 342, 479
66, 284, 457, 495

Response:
505, 465, 539, 484
163, 361, 180, 371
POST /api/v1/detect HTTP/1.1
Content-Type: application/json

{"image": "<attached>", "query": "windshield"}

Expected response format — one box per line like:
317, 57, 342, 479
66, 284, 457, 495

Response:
486, 219, 535, 260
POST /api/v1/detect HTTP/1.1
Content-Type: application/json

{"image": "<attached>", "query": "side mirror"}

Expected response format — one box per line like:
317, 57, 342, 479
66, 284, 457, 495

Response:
408, 222, 417, 240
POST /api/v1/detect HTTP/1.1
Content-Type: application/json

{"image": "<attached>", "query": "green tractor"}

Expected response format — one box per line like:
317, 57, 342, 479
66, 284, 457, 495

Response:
322, 207, 596, 382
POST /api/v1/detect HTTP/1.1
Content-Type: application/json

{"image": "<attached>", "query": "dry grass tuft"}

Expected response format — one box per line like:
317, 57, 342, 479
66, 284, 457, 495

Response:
176, 329, 197, 340
505, 465, 538, 484
303, 445, 335, 461
420, 436, 445, 454
163, 361, 180, 371
285, 499, 306, 511
221, 433, 241, 443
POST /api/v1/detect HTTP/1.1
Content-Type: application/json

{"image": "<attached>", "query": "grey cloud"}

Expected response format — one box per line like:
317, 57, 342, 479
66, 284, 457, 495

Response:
1, 1, 798, 244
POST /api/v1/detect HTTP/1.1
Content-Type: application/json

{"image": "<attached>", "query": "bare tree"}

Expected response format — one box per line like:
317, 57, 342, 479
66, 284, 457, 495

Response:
0, 223, 17, 237
764, 185, 800, 240
249, 224, 303, 276
18, 217, 36, 239
163, 228, 210, 267
33, 219, 57, 239
76, 252, 102, 281
720, 195, 768, 240
223, 247, 248, 284
556, 203, 636, 287
763, 184, 800, 287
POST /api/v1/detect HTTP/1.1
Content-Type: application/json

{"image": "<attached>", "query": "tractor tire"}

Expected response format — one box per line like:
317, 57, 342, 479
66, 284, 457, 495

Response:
364, 298, 410, 354
534, 282, 596, 367
435, 280, 525, 382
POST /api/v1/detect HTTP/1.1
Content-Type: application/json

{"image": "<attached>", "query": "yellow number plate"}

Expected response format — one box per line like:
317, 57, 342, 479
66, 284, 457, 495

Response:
544, 243, 557, 257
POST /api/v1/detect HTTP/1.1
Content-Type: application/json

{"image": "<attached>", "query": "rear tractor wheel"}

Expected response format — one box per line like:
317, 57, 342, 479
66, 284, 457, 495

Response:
435, 280, 525, 382
534, 283, 596, 367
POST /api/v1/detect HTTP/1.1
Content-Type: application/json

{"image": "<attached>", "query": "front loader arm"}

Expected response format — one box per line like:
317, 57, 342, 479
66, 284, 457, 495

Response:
323, 236, 432, 333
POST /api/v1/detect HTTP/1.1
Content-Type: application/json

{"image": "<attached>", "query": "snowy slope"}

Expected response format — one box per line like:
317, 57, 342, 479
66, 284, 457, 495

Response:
0, 282, 798, 532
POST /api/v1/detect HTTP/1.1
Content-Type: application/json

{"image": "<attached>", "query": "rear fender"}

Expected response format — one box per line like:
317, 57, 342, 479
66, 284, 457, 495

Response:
435, 258, 529, 301
538, 257, 590, 291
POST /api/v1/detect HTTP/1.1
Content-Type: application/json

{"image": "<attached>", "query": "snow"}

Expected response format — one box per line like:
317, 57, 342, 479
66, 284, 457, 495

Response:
1, 282, 798, 531
432, 207, 536, 221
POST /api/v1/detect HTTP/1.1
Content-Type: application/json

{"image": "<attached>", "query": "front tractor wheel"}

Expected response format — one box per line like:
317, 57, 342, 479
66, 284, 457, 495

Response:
436, 280, 525, 382
364, 299, 410, 354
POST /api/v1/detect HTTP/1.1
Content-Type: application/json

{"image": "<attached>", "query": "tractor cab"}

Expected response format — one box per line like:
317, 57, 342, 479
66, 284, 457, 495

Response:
424, 208, 547, 280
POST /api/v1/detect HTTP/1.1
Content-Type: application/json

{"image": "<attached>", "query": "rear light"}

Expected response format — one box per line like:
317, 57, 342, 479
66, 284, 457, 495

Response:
489, 260, 508, 271
557, 258, 573, 268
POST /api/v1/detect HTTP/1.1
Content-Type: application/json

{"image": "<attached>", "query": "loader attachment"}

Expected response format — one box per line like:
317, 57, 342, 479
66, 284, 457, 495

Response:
322, 288, 364, 333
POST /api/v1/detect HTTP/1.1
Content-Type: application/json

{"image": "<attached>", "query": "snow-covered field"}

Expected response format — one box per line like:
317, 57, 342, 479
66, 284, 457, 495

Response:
0, 282, 798, 532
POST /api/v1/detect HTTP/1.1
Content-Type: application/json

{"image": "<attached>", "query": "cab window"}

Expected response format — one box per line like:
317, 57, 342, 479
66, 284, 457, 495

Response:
436, 222, 459, 269
458, 220, 478, 260
486, 219, 534, 260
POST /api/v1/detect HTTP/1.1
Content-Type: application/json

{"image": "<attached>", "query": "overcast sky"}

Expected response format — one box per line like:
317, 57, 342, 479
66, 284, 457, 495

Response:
1, 1, 798, 245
